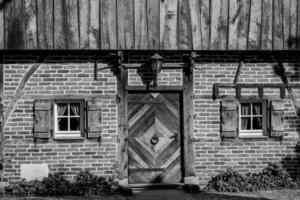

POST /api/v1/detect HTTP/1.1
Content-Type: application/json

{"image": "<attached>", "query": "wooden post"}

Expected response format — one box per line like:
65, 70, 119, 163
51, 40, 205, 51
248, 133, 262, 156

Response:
116, 52, 128, 185
182, 53, 197, 184
0, 53, 3, 177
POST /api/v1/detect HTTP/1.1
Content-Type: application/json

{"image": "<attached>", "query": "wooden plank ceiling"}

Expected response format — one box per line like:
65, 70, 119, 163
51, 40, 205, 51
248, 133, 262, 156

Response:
0, 0, 299, 50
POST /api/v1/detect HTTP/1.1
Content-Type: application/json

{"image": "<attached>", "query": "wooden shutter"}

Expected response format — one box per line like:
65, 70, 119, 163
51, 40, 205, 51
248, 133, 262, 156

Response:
87, 99, 102, 139
34, 99, 52, 139
270, 100, 285, 137
221, 100, 239, 138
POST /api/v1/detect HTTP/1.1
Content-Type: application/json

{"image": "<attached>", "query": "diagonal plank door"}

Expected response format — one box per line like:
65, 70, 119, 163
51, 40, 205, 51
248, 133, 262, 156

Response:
128, 93, 182, 184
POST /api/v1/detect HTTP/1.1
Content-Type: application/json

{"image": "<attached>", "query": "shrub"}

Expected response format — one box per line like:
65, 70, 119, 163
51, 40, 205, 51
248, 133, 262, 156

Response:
205, 162, 297, 192
72, 170, 120, 196
4, 171, 121, 197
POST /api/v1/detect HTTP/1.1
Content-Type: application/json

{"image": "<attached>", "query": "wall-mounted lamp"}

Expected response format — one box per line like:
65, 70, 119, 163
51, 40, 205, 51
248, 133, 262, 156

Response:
149, 53, 164, 88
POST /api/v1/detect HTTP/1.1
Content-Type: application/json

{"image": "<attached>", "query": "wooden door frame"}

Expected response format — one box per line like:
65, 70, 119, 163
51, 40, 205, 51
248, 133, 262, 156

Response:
117, 69, 197, 185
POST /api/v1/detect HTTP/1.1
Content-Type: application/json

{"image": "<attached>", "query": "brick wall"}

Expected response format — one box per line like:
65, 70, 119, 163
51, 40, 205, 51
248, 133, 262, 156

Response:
3, 54, 118, 182
193, 55, 300, 187
2, 52, 300, 188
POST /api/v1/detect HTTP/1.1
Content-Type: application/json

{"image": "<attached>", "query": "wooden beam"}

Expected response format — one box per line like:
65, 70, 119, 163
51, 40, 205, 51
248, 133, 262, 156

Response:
100, 0, 117, 49
200, 0, 210, 50
0, 3, 4, 49
134, 0, 148, 49
182, 57, 196, 179
189, 0, 202, 50
178, 0, 192, 50
117, 61, 128, 181
117, 0, 134, 49
233, 57, 244, 85
0, 53, 3, 173
25, 0, 37, 49
283, 0, 297, 49
4, 53, 47, 126
228, 0, 250, 50
54, 0, 79, 49
79, 0, 100, 49
146, 0, 159, 49
5, 0, 25, 49
210, 0, 229, 50
160, 0, 178, 49
248, 0, 262, 50
126, 85, 182, 91
261, 0, 273, 50
37, 0, 53, 49
273, 0, 284, 49
298, 0, 300, 49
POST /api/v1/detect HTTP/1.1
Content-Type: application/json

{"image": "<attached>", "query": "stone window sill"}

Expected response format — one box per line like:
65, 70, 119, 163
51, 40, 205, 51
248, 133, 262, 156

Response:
53, 136, 84, 140
238, 135, 268, 139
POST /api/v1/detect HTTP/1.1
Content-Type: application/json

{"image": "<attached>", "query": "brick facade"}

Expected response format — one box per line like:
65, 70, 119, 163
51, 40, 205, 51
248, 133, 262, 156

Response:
1, 52, 300, 187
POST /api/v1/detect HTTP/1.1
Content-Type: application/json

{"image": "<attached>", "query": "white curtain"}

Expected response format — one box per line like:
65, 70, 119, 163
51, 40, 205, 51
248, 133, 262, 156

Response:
70, 104, 80, 115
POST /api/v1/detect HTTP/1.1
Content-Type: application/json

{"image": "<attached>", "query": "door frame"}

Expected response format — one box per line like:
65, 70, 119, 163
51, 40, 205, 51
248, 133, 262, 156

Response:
116, 69, 197, 185
127, 90, 184, 184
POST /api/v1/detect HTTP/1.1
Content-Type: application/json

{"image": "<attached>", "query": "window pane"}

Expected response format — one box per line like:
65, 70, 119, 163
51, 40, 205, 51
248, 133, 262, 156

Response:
57, 103, 68, 116
58, 118, 68, 131
241, 117, 251, 130
70, 103, 80, 116
241, 103, 251, 115
253, 117, 262, 129
253, 103, 262, 115
70, 118, 80, 131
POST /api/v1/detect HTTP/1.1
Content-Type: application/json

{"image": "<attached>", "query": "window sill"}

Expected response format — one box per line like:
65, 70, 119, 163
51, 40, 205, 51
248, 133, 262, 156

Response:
53, 136, 84, 140
239, 135, 268, 139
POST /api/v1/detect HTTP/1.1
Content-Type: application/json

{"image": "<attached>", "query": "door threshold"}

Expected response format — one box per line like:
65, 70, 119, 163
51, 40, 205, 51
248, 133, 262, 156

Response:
129, 183, 184, 190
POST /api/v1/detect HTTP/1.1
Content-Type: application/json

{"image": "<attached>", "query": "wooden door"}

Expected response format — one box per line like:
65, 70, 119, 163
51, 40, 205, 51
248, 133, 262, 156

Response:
128, 93, 182, 184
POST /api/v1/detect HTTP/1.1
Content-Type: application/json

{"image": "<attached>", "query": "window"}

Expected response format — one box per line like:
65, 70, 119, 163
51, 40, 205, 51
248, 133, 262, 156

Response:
239, 100, 267, 137
53, 100, 84, 138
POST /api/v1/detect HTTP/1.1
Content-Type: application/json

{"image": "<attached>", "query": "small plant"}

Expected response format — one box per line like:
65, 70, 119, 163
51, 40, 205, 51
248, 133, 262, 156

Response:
205, 162, 296, 192
72, 170, 120, 196
4, 179, 46, 196
42, 173, 72, 196
4, 171, 121, 197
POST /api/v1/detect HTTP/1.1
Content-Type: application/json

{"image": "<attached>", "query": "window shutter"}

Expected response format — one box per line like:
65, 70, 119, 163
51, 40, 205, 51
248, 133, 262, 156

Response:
34, 99, 52, 139
221, 100, 239, 138
87, 99, 102, 139
270, 100, 285, 137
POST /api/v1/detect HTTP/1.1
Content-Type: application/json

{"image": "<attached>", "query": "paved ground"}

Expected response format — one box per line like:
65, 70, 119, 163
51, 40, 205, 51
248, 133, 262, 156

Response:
0, 189, 300, 200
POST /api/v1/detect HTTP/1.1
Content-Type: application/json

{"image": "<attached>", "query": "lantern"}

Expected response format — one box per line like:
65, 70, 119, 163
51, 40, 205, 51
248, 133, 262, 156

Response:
149, 53, 164, 88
